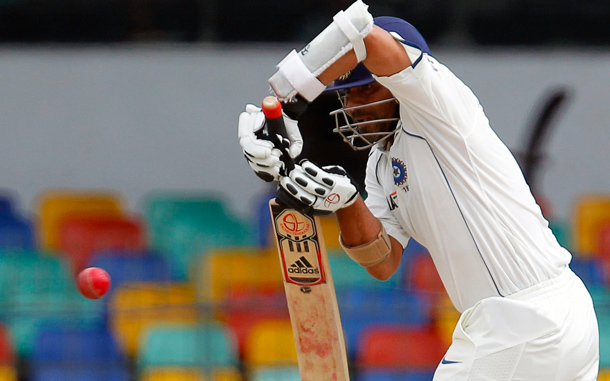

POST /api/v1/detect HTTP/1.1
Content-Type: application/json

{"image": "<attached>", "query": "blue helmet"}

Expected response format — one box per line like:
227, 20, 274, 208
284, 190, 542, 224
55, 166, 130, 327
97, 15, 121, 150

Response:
326, 16, 430, 91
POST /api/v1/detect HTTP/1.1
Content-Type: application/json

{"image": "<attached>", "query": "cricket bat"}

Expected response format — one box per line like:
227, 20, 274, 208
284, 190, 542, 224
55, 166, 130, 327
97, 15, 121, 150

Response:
263, 96, 350, 380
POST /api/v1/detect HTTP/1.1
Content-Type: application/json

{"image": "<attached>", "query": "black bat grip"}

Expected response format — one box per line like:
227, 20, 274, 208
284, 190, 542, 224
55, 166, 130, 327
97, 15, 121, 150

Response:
261, 96, 295, 173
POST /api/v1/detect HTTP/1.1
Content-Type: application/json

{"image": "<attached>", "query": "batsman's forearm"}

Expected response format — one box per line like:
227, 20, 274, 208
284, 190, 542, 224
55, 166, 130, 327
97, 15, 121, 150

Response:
336, 196, 403, 280
335, 196, 381, 246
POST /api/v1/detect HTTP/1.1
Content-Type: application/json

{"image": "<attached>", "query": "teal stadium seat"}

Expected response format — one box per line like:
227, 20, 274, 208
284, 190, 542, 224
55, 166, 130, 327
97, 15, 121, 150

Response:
143, 193, 255, 278
250, 366, 301, 381
137, 322, 239, 372
328, 254, 402, 290
0, 251, 103, 357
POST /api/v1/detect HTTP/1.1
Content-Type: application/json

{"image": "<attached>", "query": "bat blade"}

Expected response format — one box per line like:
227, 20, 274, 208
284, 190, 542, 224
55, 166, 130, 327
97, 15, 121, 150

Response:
269, 200, 349, 381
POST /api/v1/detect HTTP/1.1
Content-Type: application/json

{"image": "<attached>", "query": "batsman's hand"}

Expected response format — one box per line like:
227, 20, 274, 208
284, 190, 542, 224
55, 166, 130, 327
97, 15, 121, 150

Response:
276, 160, 359, 215
238, 104, 303, 182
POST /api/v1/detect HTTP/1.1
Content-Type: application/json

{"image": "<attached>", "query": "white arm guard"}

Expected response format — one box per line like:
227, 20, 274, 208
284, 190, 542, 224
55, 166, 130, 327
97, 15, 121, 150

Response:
269, 0, 374, 102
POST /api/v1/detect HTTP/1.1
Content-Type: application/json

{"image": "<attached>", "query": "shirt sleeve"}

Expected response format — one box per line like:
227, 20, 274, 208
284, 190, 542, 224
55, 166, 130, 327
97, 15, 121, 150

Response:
373, 45, 483, 140
363, 150, 411, 248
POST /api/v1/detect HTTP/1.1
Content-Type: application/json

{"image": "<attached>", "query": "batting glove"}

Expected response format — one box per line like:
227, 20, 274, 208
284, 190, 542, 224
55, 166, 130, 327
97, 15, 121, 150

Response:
238, 104, 303, 182
276, 160, 359, 215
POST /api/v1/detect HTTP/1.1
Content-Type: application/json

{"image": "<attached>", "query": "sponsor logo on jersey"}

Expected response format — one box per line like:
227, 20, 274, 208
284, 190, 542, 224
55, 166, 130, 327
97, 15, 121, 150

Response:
392, 158, 408, 186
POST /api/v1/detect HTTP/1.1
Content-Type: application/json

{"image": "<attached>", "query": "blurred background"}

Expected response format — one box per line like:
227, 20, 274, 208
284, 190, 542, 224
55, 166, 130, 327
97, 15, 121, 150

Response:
0, 0, 609, 380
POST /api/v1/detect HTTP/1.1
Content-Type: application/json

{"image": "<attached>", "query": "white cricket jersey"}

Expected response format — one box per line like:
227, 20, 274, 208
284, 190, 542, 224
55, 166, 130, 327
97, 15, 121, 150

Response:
365, 45, 571, 312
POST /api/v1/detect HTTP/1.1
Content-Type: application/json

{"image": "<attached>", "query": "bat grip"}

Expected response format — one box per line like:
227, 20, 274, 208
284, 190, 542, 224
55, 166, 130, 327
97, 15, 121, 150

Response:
262, 97, 295, 173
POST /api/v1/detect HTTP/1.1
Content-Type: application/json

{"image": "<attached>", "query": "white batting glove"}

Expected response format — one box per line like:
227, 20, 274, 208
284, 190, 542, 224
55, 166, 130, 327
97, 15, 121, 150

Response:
277, 160, 359, 215
238, 104, 303, 182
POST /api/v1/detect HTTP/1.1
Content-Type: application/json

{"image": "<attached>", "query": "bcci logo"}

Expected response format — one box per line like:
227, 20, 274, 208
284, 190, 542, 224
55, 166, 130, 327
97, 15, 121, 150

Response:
392, 158, 407, 186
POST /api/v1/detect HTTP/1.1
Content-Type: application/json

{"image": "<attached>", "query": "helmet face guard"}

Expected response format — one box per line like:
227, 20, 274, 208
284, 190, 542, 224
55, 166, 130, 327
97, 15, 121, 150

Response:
330, 95, 400, 151
324, 16, 430, 151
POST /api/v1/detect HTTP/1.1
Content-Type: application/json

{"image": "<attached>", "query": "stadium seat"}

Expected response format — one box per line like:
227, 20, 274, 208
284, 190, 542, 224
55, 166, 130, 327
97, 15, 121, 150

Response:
0, 324, 15, 365
356, 369, 436, 381
37, 190, 123, 250
0, 251, 104, 357
142, 192, 255, 278
137, 322, 239, 371
31, 325, 124, 363
90, 250, 176, 291
58, 215, 146, 274
249, 366, 301, 381
221, 291, 289, 358
0, 216, 35, 249
141, 366, 242, 381
572, 194, 610, 256
0, 365, 17, 381
30, 365, 130, 381
599, 368, 610, 380
405, 251, 445, 295
599, 224, 610, 261
0, 193, 17, 218
244, 319, 297, 368
337, 287, 430, 358
569, 255, 607, 288
30, 326, 129, 381
317, 215, 342, 251
432, 295, 460, 348
357, 325, 446, 369
328, 255, 402, 290
109, 282, 199, 357
200, 248, 283, 301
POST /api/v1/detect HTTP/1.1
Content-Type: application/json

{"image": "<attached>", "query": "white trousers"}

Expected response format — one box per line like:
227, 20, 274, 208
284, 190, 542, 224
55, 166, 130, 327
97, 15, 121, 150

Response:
433, 267, 599, 380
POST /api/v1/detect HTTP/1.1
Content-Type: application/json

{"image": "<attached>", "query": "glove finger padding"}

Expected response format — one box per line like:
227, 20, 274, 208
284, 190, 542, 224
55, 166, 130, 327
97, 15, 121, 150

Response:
277, 160, 359, 215
238, 103, 303, 182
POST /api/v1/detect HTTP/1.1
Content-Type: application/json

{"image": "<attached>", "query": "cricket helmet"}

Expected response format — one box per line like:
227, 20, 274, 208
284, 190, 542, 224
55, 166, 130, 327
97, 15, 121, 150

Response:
327, 17, 430, 150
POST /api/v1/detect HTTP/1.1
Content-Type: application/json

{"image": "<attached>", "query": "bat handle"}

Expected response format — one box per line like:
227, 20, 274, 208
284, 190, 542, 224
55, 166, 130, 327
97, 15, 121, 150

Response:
262, 96, 295, 173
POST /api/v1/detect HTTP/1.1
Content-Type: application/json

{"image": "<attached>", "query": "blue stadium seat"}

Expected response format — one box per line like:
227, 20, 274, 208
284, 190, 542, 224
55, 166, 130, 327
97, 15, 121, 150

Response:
30, 325, 129, 381
31, 365, 130, 381
337, 287, 430, 358
90, 250, 177, 289
356, 369, 436, 381
570, 256, 607, 288
0, 216, 35, 249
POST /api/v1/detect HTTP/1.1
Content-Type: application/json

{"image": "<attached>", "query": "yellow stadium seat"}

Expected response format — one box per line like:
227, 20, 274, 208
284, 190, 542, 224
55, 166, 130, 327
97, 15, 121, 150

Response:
244, 319, 297, 368
37, 190, 124, 249
573, 194, 610, 256
599, 369, 610, 380
140, 366, 242, 381
0, 365, 17, 381
109, 282, 198, 357
317, 215, 342, 251
432, 295, 460, 348
200, 248, 283, 301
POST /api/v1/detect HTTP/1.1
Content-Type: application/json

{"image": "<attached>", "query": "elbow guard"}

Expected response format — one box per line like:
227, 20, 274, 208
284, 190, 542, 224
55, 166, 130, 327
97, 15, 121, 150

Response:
269, 0, 374, 102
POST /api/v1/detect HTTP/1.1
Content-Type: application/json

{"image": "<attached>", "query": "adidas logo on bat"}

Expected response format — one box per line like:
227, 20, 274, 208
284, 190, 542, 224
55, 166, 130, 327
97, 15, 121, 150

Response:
288, 256, 320, 274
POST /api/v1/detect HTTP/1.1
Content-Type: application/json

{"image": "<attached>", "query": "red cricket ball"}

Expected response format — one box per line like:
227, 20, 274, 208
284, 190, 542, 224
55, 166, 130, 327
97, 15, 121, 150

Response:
77, 267, 111, 299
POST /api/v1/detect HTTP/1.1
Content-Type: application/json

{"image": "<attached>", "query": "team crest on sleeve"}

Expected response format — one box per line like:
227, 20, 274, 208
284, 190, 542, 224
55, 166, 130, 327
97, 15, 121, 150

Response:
392, 158, 408, 186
